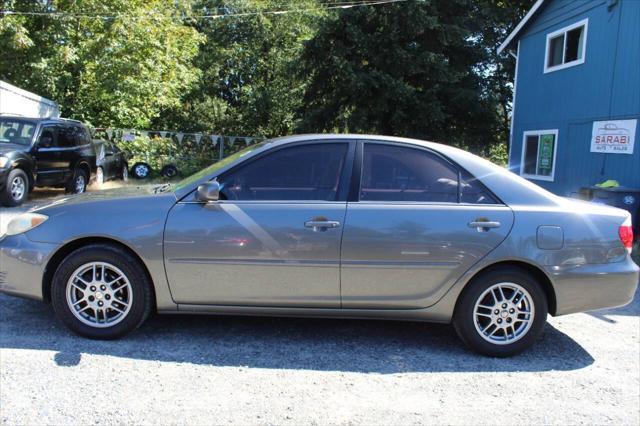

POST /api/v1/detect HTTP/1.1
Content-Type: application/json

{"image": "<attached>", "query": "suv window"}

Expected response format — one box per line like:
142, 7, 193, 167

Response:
0, 118, 36, 146
38, 127, 56, 148
361, 144, 459, 202
57, 125, 86, 148
219, 143, 348, 201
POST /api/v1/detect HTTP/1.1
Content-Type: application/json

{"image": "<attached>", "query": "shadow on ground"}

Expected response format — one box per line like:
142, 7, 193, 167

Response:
0, 294, 594, 373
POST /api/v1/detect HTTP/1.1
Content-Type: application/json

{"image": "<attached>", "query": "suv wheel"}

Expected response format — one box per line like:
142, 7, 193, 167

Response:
453, 267, 547, 357
1, 168, 29, 207
66, 168, 88, 194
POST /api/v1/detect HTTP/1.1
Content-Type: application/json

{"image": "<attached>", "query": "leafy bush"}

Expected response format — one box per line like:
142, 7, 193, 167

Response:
485, 143, 509, 166
113, 135, 261, 178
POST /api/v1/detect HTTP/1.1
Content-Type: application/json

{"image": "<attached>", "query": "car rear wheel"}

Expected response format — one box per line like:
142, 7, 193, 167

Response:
51, 244, 153, 339
453, 267, 547, 357
0, 168, 29, 207
160, 164, 178, 179
66, 168, 88, 194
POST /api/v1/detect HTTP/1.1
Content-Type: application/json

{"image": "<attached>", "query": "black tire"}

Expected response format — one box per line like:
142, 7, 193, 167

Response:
120, 163, 129, 182
453, 267, 548, 357
65, 168, 88, 194
131, 162, 151, 179
51, 244, 153, 339
160, 164, 178, 178
0, 168, 29, 207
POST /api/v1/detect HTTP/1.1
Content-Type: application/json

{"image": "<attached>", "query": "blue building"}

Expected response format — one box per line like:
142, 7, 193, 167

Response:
498, 0, 639, 197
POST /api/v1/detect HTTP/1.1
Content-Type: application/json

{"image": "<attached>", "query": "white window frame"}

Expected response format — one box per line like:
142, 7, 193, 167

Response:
520, 129, 559, 182
543, 18, 588, 73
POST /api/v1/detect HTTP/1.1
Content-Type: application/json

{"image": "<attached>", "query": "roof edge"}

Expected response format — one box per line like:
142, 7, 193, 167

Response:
497, 0, 547, 54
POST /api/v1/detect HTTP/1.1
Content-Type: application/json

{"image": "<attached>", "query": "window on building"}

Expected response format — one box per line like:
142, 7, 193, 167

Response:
521, 130, 558, 181
545, 18, 587, 72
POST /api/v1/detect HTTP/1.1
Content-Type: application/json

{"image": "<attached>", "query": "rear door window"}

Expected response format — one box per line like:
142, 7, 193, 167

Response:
360, 144, 459, 202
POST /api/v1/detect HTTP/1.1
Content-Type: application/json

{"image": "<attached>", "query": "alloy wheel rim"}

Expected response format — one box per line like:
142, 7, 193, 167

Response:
65, 262, 133, 328
473, 282, 535, 345
10, 176, 25, 200
75, 175, 86, 193
135, 165, 148, 177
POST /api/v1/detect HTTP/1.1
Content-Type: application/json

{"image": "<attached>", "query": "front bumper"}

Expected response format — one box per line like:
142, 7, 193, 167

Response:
0, 233, 58, 301
546, 257, 640, 316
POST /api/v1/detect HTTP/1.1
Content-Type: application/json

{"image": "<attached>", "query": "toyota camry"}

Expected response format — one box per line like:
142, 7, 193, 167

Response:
0, 135, 637, 356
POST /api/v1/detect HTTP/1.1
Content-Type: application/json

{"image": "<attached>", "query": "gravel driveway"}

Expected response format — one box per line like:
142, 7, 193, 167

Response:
1, 194, 639, 425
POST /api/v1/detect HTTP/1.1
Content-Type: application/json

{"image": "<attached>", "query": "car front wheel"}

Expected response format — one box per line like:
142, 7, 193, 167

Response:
51, 244, 153, 339
453, 267, 547, 357
0, 168, 29, 207
131, 162, 151, 179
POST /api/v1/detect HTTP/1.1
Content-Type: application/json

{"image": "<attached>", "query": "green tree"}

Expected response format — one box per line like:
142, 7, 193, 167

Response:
153, 0, 322, 137
474, 0, 530, 152
0, 0, 203, 128
298, 0, 524, 153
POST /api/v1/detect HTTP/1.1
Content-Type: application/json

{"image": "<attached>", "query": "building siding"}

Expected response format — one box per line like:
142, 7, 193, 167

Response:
509, 0, 640, 196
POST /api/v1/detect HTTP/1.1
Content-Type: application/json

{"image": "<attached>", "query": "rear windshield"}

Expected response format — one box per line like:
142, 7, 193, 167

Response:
0, 118, 36, 146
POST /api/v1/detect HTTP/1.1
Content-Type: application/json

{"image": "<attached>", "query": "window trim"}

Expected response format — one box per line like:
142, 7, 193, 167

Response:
356, 140, 503, 205
213, 140, 355, 203
543, 18, 588, 73
520, 129, 558, 182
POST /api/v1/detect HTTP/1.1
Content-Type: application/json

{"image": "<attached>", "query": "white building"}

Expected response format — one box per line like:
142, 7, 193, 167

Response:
0, 80, 60, 118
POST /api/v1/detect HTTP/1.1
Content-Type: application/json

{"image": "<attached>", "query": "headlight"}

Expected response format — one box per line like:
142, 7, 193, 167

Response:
5, 213, 48, 236
0, 156, 9, 168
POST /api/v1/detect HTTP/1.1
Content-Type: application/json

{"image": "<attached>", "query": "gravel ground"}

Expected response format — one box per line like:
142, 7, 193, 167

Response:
1, 192, 639, 425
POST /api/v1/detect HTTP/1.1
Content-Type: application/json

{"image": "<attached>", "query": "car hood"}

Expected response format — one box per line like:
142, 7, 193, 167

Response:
31, 185, 177, 213
0, 143, 29, 154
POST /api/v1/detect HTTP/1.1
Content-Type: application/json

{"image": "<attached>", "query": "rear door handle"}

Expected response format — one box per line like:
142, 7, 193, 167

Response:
305, 220, 341, 232
468, 220, 501, 232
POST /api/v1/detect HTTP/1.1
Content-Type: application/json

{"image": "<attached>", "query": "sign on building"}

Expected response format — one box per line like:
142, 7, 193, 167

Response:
590, 119, 636, 154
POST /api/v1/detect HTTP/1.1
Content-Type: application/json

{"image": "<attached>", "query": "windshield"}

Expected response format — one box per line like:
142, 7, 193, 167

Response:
174, 140, 271, 191
0, 118, 36, 146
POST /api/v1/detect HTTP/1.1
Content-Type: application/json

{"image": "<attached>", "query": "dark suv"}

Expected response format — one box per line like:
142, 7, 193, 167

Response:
0, 115, 96, 206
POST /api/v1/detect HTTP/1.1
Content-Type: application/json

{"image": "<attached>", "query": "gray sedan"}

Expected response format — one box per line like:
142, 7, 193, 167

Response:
1, 135, 637, 356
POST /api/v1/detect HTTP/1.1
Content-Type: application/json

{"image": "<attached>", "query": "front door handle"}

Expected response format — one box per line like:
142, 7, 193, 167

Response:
468, 220, 501, 232
305, 220, 341, 232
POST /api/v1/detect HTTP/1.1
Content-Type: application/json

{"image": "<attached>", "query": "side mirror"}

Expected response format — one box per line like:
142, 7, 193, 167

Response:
39, 136, 52, 148
196, 181, 220, 202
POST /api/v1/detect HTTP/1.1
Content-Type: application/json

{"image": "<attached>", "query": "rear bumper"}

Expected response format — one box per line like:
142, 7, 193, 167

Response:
0, 234, 58, 301
546, 257, 639, 316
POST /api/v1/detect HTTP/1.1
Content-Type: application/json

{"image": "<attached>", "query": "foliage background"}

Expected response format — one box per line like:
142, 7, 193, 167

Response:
1, 0, 529, 159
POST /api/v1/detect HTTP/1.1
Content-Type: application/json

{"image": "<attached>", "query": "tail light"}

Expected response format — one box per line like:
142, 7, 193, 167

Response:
619, 216, 634, 254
